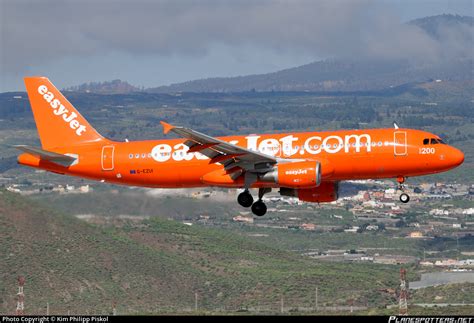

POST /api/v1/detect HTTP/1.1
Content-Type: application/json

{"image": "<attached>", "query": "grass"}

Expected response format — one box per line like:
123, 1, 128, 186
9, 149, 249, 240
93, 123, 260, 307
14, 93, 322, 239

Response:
0, 189, 415, 315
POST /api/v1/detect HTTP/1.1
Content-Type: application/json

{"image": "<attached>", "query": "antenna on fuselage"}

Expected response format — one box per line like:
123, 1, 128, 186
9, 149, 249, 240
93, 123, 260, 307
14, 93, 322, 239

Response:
393, 122, 400, 129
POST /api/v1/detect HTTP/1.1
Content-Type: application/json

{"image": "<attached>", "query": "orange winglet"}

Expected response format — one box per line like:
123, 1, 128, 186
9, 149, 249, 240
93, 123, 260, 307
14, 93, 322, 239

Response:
160, 121, 175, 135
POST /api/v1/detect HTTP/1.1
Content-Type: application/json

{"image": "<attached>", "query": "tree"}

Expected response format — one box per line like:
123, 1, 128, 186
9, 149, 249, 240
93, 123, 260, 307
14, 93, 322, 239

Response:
395, 220, 407, 228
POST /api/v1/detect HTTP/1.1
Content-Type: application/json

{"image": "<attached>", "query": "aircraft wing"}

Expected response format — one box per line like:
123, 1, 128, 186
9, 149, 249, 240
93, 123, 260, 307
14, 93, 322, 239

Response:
160, 121, 276, 173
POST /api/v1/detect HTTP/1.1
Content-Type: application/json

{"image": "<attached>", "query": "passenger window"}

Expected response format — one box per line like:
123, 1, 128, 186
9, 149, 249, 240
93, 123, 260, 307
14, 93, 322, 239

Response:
423, 139, 429, 145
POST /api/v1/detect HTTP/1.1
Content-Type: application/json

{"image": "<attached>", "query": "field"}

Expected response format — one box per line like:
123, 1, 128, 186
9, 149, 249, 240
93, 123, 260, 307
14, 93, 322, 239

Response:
0, 189, 472, 315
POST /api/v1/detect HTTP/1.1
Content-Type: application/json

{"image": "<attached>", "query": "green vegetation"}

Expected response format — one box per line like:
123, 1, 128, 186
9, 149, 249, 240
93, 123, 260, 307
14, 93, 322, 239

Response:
28, 188, 473, 260
1, 81, 473, 185
3, 189, 467, 315
411, 284, 474, 304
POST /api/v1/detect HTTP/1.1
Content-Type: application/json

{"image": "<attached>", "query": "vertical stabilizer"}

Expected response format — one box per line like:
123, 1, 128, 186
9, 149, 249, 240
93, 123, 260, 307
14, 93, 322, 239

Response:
24, 77, 105, 149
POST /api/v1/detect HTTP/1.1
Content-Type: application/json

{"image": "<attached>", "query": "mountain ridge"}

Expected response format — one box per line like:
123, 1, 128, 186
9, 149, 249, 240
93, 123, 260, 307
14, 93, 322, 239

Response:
65, 14, 473, 94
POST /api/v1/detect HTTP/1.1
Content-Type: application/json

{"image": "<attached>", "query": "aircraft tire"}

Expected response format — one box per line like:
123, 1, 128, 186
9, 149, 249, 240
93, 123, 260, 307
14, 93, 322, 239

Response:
399, 193, 410, 203
238, 191, 254, 207
251, 200, 267, 216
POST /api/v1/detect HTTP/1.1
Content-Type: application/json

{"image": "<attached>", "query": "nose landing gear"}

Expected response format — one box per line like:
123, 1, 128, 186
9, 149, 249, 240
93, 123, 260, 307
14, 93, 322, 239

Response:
397, 176, 410, 204
399, 193, 410, 203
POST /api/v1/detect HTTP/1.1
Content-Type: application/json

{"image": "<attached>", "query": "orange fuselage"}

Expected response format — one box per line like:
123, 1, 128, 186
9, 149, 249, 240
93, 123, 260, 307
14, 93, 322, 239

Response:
18, 128, 465, 188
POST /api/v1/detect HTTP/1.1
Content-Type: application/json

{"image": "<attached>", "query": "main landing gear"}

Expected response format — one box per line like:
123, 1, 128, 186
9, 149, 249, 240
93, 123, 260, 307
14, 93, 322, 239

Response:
238, 188, 271, 216
237, 190, 253, 208
397, 176, 410, 204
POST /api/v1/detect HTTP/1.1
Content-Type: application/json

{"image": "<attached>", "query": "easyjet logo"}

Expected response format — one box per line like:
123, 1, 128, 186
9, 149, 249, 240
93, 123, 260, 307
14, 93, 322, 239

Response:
285, 169, 308, 175
150, 133, 373, 163
38, 85, 86, 136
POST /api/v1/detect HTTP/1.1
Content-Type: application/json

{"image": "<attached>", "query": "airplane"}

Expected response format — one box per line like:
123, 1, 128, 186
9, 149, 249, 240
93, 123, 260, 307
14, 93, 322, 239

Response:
15, 77, 465, 216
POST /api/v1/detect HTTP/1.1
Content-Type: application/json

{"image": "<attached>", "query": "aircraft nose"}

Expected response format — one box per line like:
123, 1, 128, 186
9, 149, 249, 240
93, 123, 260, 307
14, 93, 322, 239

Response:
449, 147, 464, 167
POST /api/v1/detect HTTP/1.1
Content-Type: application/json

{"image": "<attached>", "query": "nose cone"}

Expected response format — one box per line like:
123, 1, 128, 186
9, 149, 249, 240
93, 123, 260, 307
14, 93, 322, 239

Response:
449, 147, 464, 168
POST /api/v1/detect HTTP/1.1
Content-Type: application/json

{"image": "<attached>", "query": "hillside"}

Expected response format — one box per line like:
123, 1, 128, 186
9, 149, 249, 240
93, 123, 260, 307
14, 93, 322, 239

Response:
0, 189, 408, 315
149, 59, 472, 93
409, 14, 473, 41
148, 15, 473, 93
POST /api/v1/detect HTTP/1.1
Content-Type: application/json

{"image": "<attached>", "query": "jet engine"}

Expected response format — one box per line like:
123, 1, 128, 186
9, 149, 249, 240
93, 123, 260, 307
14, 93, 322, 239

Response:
260, 159, 333, 189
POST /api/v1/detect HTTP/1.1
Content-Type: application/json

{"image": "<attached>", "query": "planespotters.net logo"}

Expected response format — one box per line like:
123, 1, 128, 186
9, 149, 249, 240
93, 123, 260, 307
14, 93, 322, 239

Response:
388, 317, 473, 323
38, 85, 87, 136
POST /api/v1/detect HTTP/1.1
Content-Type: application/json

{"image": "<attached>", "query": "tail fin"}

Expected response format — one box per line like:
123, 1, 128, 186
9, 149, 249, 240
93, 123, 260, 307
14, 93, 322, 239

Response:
24, 77, 105, 150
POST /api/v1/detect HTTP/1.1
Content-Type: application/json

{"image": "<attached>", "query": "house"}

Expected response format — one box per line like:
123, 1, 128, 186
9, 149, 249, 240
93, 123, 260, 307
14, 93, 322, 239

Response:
366, 225, 379, 231
435, 259, 458, 266
233, 216, 254, 224
408, 231, 424, 238
459, 259, 474, 266
419, 261, 434, 266
344, 226, 360, 233
301, 223, 316, 231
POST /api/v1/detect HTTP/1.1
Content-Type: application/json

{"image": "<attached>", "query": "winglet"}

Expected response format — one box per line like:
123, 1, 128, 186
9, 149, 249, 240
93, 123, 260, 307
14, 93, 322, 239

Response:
160, 121, 175, 135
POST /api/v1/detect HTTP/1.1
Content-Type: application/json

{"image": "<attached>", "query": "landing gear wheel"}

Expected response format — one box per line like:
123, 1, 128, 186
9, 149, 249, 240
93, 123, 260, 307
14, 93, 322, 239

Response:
238, 190, 253, 208
399, 193, 410, 203
251, 200, 267, 217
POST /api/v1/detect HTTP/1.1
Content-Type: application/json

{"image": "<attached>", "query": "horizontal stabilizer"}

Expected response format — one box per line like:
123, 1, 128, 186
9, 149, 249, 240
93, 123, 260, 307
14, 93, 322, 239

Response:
13, 145, 77, 166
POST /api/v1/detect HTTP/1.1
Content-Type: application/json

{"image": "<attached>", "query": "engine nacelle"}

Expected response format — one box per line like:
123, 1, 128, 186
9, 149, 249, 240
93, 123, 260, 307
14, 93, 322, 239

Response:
260, 159, 334, 189
280, 182, 339, 203
260, 160, 320, 188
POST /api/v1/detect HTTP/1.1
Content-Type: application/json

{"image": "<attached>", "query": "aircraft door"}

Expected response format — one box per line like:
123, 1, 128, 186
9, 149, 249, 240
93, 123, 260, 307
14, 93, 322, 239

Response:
101, 145, 115, 170
394, 131, 407, 156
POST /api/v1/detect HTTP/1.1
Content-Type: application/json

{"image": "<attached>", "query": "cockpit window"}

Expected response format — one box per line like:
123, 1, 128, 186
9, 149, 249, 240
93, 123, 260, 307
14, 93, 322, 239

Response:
424, 138, 446, 145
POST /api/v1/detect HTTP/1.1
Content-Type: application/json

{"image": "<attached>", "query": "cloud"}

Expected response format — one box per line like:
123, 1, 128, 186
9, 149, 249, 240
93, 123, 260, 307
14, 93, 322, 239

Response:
1, 0, 472, 76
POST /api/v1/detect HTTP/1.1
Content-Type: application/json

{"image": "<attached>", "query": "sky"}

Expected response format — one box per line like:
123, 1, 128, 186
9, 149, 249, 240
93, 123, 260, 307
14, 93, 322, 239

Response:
0, 0, 473, 92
